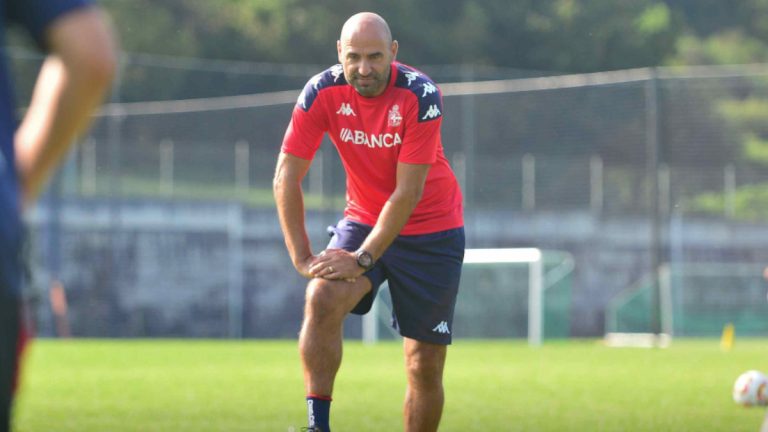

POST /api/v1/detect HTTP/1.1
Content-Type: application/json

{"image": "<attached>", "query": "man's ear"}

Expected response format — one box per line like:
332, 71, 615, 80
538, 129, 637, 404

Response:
337, 40, 343, 64
391, 40, 399, 61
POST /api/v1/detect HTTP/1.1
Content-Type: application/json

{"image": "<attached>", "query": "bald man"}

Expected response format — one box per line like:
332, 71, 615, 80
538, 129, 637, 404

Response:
274, 12, 464, 432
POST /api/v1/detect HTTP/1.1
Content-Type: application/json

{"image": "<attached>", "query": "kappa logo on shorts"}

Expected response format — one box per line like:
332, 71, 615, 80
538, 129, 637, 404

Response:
432, 321, 451, 334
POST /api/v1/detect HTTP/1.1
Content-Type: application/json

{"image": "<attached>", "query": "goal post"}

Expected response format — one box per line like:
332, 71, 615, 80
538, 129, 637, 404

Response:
605, 261, 768, 344
464, 248, 544, 345
603, 264, 674, 348
362, 248, 574, 345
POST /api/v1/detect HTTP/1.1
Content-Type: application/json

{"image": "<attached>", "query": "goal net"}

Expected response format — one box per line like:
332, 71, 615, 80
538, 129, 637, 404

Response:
362, 248, 574, 345
605, 262, 768, 339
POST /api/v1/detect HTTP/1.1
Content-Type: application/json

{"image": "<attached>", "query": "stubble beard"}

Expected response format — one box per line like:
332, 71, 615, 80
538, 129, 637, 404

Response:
350, 68, 389, 97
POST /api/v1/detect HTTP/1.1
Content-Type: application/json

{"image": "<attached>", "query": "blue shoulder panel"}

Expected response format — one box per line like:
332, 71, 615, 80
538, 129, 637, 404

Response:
394, 63, 442, 122
297, 64, 347, 112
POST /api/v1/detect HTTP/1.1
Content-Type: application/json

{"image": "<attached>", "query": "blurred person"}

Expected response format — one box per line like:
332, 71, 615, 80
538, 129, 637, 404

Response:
1, 1, 117, 431
274, 12, 463, 432
764, 266, 768, 302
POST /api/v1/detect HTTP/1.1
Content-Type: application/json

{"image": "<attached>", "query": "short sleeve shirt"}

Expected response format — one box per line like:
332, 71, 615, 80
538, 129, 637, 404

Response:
0, 0, 90, 297
281, 62, 463, 235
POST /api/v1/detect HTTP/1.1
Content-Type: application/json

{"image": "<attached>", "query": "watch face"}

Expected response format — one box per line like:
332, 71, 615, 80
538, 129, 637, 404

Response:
357, 251, 373, 269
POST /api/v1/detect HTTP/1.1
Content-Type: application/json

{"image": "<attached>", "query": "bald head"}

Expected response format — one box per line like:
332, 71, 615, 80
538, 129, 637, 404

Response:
337, 12, 398, 97
340, 12, 392, 46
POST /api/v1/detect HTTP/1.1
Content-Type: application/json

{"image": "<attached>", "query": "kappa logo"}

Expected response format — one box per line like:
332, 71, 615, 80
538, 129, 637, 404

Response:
331, 64, 344, 82
432, 321, 451, 334
309, 74, 323, 90
421, 83, 437, 98
298, 74, 324, 109
387, 105, 402, 127
405, 71, 421, 86
422, 104, 441, 120
336, 103, 356, 116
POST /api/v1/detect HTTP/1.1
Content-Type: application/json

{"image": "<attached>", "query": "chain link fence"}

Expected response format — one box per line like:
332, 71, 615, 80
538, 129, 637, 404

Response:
13, 49, 768, 337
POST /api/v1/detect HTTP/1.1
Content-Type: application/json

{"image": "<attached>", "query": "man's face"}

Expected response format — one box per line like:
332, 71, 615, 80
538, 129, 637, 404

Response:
338, 32, 397, 98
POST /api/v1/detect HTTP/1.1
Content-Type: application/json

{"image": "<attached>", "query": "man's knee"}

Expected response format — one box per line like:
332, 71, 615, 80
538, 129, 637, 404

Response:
405, 343, 446, 388
305, 279, 347, 320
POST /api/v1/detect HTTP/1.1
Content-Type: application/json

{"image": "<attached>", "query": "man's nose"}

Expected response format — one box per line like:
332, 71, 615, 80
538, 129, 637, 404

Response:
358, 60, 371, 76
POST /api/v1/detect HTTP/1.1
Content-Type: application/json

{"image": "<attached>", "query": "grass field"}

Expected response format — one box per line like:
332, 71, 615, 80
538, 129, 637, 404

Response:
12, 338, 768, 431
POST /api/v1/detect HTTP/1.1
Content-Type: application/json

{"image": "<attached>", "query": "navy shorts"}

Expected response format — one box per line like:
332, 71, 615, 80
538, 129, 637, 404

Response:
326, 219, 465, 345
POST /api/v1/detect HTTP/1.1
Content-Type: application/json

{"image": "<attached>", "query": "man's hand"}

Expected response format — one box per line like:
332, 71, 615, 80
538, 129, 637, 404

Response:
295, 254, 321, 279
309, 248, 364, 282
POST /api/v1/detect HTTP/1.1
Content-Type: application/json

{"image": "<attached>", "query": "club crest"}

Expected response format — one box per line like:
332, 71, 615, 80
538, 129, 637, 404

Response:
388, 105, 402, 127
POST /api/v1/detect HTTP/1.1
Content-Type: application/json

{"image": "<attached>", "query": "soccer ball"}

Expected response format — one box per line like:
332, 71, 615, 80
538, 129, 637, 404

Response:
733, 370, 768, 407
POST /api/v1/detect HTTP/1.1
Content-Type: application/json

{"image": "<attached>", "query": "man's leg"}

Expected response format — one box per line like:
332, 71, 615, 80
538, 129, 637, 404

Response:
403, 337, 447, 432
0, 298, 20, 432
299, 277, 371, 429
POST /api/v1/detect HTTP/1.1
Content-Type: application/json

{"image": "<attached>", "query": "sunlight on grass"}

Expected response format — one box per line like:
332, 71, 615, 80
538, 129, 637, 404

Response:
14, 339, 768, 431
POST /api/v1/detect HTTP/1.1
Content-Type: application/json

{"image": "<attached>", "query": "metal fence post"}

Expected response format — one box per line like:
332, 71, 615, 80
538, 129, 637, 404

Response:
645, 68, 662, 336
590, 155, 603, 217
228, 204, 244, 338
522, 154, 536, 211
235, 140, 250, 191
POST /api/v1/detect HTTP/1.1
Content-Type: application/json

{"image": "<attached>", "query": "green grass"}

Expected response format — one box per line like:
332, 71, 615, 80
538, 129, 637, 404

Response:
13, 339, 768, 431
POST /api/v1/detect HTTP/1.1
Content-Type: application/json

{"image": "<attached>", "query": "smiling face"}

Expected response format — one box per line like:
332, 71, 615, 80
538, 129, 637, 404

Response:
337, 13, 398, 98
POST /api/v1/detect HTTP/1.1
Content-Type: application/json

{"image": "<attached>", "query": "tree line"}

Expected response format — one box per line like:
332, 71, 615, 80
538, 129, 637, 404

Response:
100, 0, 768, 74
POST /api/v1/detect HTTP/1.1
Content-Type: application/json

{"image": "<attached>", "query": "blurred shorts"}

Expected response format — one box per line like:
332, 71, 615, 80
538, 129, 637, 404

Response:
326, 219, 464, 345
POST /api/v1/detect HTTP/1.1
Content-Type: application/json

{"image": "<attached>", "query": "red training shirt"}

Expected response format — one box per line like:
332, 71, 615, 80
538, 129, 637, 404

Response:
281, 62, 463, 235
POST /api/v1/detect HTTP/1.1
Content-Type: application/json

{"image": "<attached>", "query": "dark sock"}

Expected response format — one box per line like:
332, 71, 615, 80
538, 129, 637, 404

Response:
306, 394, 332, 431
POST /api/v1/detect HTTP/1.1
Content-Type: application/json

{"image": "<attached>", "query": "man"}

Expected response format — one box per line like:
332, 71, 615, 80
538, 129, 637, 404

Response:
274, 12, 464, 432
1, 1, 116, 431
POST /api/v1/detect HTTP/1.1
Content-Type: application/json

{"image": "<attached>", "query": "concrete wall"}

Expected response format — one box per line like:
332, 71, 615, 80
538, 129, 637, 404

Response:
26, 200, 768, 338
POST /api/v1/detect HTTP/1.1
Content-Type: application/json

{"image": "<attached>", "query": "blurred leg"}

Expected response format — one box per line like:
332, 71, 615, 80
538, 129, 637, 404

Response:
0, 298, 20, 432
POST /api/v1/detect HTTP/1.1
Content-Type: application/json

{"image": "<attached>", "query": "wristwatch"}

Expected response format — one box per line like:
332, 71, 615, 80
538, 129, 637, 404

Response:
355, 249, 375, 271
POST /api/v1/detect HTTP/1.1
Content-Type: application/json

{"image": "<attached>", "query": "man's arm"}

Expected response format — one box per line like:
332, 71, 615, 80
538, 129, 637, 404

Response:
15, 6, 117, 206
273, 151, 317, 278
359, 162, 429, 259
309, 161, 429, 280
